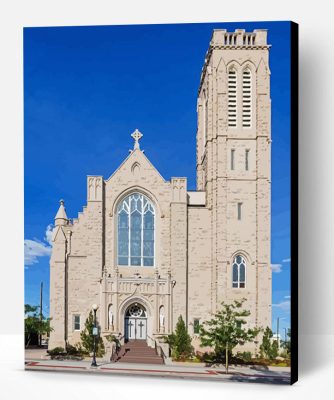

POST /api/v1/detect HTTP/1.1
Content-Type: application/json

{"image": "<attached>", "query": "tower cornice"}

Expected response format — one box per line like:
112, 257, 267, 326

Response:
198, 28, 271, 95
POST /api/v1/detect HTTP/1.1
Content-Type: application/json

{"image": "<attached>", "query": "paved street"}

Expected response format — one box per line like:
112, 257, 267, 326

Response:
25, 349, 291, 384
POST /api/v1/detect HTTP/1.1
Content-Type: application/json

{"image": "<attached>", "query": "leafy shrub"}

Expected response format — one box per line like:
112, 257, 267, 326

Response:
164, 315, 193, 361
47, 347, 65, 356
260, 327, 279, 360
198, 351, 216, 363
80, 311, 105, 357
47, 344, 87, 360
235, 351, 252, 363
74, 342, 89, 356
65, 343, 80, 356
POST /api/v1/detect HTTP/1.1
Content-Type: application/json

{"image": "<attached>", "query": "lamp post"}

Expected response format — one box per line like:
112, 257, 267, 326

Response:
91, 304, 99, 367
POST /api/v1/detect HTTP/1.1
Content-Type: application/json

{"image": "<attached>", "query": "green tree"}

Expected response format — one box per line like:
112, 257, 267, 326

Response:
80, 311, 105, 357
165, 315, 193, 360
24, 304, 53, 348
199, 299, 260, 373
259, 327, 279, 360
272, 339, 279, 359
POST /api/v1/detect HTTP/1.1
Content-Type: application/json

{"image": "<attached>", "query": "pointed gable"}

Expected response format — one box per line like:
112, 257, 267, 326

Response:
106, 148, 166, 185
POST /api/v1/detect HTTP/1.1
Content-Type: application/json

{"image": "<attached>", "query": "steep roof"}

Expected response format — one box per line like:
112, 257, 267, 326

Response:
54, 199, 68, 221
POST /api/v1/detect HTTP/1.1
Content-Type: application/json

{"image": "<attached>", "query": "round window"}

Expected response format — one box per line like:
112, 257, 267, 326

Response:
127, 304, 146, 317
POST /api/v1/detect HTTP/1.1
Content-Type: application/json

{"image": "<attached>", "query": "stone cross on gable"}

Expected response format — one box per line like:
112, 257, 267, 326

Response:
131, 129, 143, 150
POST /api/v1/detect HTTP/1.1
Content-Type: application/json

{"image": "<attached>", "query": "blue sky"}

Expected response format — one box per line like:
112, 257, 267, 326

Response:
24, 21, 291, 337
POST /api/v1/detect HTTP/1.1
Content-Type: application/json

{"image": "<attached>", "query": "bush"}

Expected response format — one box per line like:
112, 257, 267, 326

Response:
260, 327, 279, 360
198, 351, 216, 363
65, 343, 81, 356
164, 315, 193, 361
80, 311, 105, 357
47, 347, 65, 356
74, 342, 89, 356
234, 351, 252, 363
47, 344, 88, 360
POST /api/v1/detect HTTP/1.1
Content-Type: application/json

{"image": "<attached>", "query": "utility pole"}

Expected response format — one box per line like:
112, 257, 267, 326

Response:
39, 282, 43, 346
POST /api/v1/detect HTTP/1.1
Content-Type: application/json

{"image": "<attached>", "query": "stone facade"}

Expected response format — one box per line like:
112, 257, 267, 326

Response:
49, 29, 272, 355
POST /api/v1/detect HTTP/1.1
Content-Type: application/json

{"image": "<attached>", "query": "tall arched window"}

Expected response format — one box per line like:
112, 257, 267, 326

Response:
232, 254, 246, 288
117, 193, 155, 267
242, 68, 252, 128
228, 67, 237, 127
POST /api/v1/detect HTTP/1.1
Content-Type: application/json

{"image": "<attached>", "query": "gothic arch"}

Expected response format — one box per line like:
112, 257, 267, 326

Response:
111, 185, 161, 217
119, 295, 153, 318
231, 253, 248, 289
240, 59, 257, 72
111, 186, 162, 269
131, 162, 141, 177
226, 60, 241, 71
230, 249, 252, 265
115, 192, 156, 267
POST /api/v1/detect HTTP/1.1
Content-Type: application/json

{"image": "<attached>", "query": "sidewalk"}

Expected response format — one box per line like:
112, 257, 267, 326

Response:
25, 349, 291, 384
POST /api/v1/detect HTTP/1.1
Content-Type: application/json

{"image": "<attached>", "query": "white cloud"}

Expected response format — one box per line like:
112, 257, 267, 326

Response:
44, 224, 53, 246
273, 299, 291, 313
271, 263, 282, 273
282, 258, 291, 263
284, 295, 291, 299
24, 225, 53, 266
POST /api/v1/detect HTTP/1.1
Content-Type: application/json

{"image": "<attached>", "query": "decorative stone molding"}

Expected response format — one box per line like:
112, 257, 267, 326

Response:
87, 176, 103, 201
131, 162, 141, 177
171, 177, 187, 202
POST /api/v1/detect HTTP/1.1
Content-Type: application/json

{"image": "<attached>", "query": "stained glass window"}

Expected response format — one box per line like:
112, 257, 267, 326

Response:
117, 193, 155, 266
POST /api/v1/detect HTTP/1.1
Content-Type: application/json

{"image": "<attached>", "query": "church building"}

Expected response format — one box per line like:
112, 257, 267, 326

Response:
49, 28, 272, 357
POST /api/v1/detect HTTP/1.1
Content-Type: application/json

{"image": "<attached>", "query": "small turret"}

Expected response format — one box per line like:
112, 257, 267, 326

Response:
54, 199, 69, 226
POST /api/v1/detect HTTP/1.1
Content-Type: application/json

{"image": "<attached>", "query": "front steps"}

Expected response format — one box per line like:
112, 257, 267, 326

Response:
114, 340, 164, 365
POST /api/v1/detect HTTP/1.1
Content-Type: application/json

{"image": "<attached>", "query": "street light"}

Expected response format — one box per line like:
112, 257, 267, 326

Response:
91, 303, 99, 367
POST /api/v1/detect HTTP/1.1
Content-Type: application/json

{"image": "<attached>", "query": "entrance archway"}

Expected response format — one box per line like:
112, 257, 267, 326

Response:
124, 303, 147, 341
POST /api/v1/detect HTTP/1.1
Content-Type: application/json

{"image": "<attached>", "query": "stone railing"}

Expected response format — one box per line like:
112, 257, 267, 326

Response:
154, 338, 171, 364
210, 29, 268, 48
146, 334, 155, 348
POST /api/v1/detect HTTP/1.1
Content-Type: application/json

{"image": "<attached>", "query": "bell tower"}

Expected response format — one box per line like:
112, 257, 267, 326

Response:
196, 29, 272, 332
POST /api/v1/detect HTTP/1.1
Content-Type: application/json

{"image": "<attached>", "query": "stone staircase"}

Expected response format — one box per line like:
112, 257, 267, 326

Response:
115, 340, 164, 365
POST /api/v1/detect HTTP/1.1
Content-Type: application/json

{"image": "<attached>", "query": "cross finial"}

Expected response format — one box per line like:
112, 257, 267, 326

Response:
131, 129, 143, 150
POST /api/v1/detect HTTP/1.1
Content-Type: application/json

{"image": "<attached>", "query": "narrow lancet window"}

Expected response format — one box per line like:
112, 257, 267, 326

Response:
231, 149, 235, 170
237, 202, 242, 220
232, 254, 246, 288
245, 149, 250, 171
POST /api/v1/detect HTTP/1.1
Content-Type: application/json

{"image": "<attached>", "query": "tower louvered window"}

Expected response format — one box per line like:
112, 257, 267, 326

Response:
228, 68, 237, 127
242, 68, 252, 128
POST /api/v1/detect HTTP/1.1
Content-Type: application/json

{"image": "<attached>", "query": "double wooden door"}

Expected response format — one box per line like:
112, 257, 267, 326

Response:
125, 317, 147, 340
